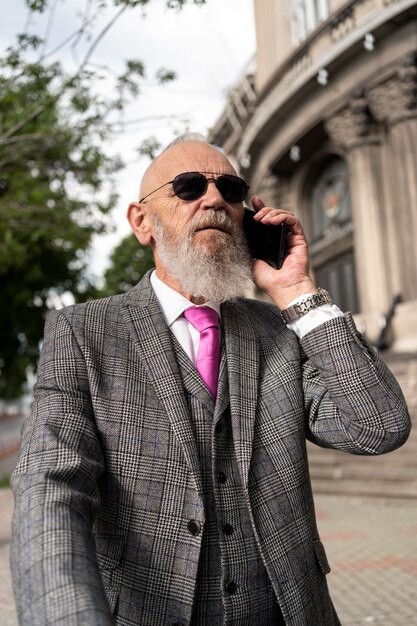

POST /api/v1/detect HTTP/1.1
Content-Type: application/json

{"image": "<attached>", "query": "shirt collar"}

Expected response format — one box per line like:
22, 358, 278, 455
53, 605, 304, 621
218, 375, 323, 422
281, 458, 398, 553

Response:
150, 270, 221, 328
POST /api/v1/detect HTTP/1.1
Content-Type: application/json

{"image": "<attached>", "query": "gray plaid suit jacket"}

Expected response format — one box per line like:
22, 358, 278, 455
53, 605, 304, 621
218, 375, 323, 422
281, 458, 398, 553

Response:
11, 271, 411, 626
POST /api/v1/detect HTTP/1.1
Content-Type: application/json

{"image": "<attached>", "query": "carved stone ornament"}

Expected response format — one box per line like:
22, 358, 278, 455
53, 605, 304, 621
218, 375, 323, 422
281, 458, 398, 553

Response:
257, 171, 290, 210
325, 92, 378, 150
367, 56, 417, 124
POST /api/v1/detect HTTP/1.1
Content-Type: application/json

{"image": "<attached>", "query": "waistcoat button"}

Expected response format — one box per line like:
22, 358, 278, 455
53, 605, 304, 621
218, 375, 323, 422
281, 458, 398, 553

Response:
215, 421, 223, 433
223, 523, 234, 536
187, 519, 201, 536
225, 580, 237, 594
218, 471, 227, 484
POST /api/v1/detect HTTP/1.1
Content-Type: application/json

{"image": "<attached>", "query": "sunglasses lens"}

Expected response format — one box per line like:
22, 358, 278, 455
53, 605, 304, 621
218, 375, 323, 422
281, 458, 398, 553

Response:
217, 175, 248, 203
172, 172, 207, 200
172, 172, 249, 203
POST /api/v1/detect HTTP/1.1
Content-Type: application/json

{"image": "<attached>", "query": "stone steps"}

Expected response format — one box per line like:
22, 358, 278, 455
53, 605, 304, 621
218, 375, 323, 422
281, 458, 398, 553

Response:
308, 351, 417, 498
310, 478, 417, 499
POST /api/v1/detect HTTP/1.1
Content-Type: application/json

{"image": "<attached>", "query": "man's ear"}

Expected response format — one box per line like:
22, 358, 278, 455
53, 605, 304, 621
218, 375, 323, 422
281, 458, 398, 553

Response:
127, 202, 153, 247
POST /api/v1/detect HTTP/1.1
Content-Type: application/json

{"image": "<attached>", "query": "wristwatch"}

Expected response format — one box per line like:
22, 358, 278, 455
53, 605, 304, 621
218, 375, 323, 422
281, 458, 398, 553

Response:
280, 288, 332, 324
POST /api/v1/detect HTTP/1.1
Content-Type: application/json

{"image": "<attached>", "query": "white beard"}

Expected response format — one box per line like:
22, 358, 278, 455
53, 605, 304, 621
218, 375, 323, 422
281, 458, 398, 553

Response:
150, 210, 254, 303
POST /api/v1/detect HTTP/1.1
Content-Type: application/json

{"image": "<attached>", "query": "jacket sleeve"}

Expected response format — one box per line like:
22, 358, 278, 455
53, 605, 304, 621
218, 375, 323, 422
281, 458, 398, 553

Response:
300, 312, 411, 454
11, 309, 115, 625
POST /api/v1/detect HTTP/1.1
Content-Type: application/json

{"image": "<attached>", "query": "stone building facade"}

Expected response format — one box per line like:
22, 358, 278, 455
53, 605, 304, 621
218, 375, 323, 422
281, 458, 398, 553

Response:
212, 0, 417, 351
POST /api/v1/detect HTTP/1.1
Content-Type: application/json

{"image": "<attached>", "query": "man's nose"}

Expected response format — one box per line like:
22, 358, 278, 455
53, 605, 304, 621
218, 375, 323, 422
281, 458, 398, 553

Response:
200, 180, 224, 210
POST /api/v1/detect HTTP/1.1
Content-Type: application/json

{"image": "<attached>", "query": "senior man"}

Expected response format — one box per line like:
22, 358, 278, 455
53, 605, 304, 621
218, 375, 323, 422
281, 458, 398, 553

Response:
11, 137, 411, 626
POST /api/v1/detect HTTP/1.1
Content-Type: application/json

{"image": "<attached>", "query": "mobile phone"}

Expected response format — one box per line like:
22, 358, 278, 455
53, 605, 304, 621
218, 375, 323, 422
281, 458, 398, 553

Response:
243, 208, 287, 269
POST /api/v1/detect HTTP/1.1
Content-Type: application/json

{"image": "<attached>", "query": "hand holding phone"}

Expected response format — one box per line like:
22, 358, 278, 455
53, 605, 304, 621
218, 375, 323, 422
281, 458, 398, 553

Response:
243, 208, 287, 270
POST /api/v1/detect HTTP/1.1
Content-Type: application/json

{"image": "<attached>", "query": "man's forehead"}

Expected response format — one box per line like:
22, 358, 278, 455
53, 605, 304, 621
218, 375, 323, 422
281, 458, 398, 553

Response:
155, 142, 235, 179
138, 141, 237, 200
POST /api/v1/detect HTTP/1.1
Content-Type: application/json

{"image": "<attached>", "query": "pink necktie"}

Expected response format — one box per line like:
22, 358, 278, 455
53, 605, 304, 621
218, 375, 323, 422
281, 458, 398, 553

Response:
183, 306, 220, 399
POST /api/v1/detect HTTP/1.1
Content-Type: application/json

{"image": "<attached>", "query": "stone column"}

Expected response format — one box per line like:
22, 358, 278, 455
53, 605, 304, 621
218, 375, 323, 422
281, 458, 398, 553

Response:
367, 55, 417, 302
253, 170, 292, 212
325, 93, 389, 316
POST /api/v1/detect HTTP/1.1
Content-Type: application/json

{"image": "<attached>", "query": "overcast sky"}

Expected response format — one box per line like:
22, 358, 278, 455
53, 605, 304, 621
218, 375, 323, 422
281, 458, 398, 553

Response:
1, 0, 257, 279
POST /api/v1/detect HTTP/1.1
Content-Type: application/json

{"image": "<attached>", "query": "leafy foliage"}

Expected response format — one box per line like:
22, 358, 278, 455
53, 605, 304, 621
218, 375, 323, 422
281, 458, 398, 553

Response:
99, 234, 155, 297
137, 136, 162, 160
0, 0, 206, 398
0, 46, 121, 398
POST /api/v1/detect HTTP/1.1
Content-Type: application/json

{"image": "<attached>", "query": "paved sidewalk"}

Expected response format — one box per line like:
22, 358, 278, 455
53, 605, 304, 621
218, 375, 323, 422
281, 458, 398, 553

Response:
1, 488, 416, 625
315, 495, 417, 625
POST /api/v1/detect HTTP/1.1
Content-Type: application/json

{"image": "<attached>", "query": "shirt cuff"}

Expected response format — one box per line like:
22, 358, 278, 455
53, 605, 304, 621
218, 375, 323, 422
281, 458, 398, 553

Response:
284, 293, 344, 338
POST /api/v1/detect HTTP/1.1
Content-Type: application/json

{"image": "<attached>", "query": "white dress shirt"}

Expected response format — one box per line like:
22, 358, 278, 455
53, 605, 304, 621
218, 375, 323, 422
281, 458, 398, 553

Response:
150, 271, 343, 363
150, 271, 221, 365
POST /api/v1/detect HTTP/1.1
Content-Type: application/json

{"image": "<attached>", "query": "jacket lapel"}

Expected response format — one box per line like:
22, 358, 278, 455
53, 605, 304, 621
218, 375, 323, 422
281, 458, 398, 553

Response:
171, 335, 215, 408
214, 338, 229, 420
221, 300, 259, 489
121, 273, 204, 503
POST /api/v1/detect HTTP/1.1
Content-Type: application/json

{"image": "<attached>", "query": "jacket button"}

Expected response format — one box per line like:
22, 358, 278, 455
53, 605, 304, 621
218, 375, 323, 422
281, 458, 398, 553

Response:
218, 471, 227, 484
223, 523, 234, 536
187, 519, 201, 536
225, 580, 237, 594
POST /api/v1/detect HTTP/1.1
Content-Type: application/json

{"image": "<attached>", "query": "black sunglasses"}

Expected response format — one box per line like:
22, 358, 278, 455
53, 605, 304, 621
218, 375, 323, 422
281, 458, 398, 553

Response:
139, 171, 249, 204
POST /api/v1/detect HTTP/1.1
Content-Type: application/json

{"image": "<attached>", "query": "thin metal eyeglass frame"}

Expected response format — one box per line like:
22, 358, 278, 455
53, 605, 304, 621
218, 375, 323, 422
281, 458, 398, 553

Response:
139, 171, 249, 203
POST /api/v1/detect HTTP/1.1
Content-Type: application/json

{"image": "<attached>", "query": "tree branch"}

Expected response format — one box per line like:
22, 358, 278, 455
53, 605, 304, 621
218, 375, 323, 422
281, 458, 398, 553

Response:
0, 132, 44, 146
0, 4, 130, 145
79, 4, 128, 71
40, 0, 60, 57
0, 104, 48, 141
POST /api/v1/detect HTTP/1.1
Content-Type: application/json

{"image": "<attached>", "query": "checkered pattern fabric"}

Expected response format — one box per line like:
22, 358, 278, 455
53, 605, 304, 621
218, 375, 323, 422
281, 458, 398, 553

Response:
171, 337, 284, 625
11, 271, 411, 625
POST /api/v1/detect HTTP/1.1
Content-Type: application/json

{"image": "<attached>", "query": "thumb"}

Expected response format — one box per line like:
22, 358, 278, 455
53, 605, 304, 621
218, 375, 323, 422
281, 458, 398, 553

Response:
251, 195, 265, 213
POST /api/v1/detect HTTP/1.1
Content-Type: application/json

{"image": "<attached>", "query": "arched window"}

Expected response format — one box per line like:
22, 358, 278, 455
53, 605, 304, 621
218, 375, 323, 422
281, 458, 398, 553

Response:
307, 156, 359, 313
310, 157, 351, 241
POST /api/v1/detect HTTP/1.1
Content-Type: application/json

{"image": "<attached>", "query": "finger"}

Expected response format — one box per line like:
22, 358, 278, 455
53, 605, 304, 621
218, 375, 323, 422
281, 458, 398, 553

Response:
256, 208, 294, 222
257, 211, 302, 233
251, 195, 265, 212
250, 199, 306, 237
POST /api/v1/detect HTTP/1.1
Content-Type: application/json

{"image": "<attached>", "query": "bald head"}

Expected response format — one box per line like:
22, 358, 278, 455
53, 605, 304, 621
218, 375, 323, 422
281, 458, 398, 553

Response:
127, 138, 252, 301
138, 140, 237, 203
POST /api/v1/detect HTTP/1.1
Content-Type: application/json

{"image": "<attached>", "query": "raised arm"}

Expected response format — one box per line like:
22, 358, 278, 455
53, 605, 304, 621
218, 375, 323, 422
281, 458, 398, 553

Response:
300, 312, 411, 453
250, 196, 411, 454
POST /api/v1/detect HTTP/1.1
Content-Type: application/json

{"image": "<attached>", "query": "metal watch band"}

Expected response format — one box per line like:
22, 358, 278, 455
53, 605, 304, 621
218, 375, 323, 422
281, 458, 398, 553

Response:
280, 288, 332, 324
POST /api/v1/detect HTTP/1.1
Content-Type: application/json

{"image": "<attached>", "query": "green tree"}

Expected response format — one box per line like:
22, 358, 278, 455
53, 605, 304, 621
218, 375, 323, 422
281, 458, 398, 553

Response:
0, 0, 205, 398
99, 234, 155, 297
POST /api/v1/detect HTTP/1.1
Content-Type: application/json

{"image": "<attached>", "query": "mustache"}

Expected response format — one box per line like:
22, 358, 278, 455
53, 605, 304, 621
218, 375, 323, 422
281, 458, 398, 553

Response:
190, 210, 235, 235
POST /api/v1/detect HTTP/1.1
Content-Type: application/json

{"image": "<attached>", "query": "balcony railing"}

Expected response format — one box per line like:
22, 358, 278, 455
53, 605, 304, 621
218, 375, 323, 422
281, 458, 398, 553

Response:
213, 0, 416, 153
259, 0, 415, 104
211, 57, 256, 148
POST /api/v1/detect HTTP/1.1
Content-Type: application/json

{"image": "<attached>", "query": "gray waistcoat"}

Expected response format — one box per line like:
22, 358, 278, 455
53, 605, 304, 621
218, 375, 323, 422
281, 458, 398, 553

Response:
172, 338, 285, 626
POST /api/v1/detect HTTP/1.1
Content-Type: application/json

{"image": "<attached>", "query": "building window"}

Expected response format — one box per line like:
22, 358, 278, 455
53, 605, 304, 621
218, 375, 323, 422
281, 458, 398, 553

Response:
306, 155, 359, 313
292, 0, 329, 44
310, 157, 351, 242
315, 252, 359, 314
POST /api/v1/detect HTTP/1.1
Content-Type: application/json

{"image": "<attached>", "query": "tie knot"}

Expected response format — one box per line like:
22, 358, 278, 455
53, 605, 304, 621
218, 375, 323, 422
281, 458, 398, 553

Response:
184, 306, 219, 333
